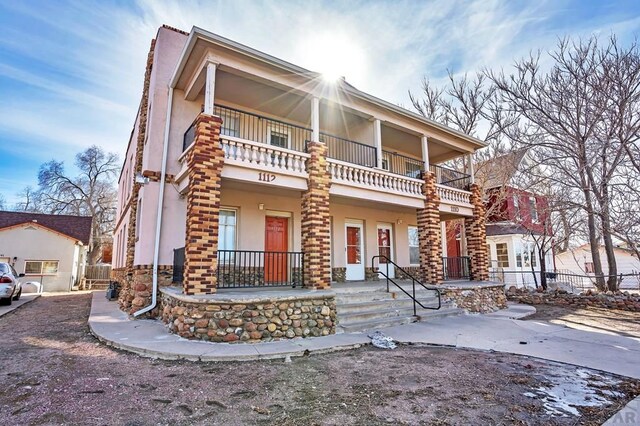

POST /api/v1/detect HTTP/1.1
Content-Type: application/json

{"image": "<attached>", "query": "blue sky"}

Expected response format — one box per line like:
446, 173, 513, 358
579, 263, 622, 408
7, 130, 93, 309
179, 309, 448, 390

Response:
1, 0, 639, 205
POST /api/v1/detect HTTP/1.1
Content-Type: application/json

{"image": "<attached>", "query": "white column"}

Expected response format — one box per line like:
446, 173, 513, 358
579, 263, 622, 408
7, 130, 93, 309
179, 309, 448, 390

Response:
421, 135, 430, 170
441, 221, 447, 256
374, 119, 382, 168
204, 62, 217, 115
311, 97, 320, 142
467, 153, 475, 184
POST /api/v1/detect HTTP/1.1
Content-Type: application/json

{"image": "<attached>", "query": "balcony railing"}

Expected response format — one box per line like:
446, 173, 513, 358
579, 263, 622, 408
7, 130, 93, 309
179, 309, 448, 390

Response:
430, 164, 471, 190
442, 256, 471, 280
328, 159, 423, 197
382, 150, 423, 178
221, 138, 309, 176
320, 134, 377, 168
172, 248, 304, 288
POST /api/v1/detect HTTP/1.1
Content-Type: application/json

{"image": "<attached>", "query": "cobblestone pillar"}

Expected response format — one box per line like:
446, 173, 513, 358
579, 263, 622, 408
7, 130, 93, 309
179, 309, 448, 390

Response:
464, 183, 489, 281
301, 141, 331, 289
183, 113, 225, 295
417, 171, 443, 284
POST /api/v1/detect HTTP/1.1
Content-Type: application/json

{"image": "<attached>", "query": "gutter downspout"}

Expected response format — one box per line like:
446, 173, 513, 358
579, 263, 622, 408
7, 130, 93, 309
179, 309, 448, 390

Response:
134, 87, 174, 317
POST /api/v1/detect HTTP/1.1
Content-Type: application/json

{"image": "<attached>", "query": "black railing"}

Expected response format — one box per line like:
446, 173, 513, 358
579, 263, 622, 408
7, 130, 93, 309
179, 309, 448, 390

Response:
442, 256, 471, 280
382, 150, 423, 178
430, 164, 471, 190
173, 247, 185, 283
217, 250, 303, 288
172, 248, 304, 288
320, 133, 377, 167
183, 121, 196, 152
371, 255, 441, 316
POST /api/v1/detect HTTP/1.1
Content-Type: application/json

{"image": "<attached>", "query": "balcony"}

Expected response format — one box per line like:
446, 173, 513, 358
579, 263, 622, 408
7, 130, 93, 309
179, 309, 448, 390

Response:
179, 104, 473, 213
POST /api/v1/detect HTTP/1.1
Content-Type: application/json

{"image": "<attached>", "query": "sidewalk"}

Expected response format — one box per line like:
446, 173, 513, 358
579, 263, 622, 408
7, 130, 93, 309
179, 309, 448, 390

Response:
0, 294, 40, 318
89, 292, 640, 379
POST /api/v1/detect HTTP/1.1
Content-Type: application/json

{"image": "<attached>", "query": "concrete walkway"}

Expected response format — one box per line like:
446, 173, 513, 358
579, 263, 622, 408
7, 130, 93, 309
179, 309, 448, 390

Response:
0, 294, 40, 318
89, 292, 640, 379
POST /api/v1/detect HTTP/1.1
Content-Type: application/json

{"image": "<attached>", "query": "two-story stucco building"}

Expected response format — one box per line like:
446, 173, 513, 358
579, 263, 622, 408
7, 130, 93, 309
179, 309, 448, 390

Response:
112, 25, 503, 342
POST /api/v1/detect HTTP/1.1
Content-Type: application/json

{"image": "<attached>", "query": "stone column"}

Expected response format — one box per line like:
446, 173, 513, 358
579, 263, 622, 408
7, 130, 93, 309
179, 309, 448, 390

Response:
183, 113, 225, 295
301, 141, 332, 289
464, 183, 489, 281
417, 171, 443, 284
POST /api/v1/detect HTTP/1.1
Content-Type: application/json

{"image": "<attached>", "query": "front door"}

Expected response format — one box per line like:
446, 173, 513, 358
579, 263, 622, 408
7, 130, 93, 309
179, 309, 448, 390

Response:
345, 222, 365, 281
377, 224, 395, 278
265, 216, 288, 284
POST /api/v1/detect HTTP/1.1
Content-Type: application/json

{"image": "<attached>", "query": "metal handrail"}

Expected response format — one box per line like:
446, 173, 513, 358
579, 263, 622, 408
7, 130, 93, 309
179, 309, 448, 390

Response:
371, 255, 441, 316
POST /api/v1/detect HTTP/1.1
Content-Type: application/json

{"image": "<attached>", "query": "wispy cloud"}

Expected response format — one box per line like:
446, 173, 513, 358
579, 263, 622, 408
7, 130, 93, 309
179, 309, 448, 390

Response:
0, 0, 638, 204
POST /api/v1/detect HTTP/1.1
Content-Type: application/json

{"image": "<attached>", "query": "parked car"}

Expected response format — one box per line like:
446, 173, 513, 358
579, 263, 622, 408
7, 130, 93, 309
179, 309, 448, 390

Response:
0, 263, 23, 305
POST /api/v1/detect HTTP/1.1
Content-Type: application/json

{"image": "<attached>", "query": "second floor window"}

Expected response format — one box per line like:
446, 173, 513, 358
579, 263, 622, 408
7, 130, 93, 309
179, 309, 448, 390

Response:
529, 197, 539, 222
405, 161, 422, 179
513, 195, 521, 221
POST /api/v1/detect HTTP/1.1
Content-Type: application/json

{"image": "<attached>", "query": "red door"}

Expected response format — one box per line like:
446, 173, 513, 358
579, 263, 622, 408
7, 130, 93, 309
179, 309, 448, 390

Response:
265, 216, 288, 283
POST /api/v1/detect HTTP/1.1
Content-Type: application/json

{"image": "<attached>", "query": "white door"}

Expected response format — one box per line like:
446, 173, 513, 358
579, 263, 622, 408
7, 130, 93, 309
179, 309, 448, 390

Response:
377, 224, 395, 279
345, 222, 365, 281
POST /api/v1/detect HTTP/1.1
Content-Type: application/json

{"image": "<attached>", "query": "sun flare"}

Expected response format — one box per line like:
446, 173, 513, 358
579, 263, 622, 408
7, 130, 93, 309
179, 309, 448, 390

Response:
300, 32, 367, 84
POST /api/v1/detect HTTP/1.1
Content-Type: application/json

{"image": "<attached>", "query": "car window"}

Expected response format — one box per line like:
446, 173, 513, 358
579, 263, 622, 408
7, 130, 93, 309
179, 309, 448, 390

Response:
0, 264, 8, 274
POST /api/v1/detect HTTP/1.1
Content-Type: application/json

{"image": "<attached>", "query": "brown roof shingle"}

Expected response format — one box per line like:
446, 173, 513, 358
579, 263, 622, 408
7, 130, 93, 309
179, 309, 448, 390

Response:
0, 211, 92, 244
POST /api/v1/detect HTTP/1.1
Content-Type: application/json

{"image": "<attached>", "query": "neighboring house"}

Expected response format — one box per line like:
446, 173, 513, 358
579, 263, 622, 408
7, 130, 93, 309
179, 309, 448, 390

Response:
0, 211, 92, 292
556, 244, 640, 289
112, 25, 490, 322
475, 151, 555, 287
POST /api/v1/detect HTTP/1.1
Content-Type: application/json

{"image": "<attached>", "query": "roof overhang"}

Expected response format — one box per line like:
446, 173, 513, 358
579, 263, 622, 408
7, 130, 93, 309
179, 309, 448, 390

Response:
170, 26, 487, 152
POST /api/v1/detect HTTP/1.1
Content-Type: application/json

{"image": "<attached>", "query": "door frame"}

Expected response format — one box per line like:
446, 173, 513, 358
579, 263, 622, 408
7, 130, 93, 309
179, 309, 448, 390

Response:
376, 223, 395, 279
344, 220, 365, 281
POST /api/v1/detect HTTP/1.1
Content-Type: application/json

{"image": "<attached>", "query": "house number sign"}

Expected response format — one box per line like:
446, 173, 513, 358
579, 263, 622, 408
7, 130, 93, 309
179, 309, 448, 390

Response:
450, 206, 460, 212
258, 172, 276, 182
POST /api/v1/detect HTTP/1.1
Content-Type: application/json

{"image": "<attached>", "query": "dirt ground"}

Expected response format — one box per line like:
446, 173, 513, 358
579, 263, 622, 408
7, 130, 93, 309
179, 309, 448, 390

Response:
0, 294, 638, 426
526, 304, 640, 338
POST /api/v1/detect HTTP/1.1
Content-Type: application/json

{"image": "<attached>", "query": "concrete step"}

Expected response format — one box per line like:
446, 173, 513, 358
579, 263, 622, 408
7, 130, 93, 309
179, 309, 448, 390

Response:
337, 307, 466, 333
339, 306, 420, 324
338, 315, 418, 333
337, 297, 440, 314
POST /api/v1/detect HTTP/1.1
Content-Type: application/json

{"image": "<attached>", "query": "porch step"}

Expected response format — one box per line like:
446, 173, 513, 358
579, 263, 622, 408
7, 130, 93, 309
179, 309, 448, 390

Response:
337, 307, 466, 333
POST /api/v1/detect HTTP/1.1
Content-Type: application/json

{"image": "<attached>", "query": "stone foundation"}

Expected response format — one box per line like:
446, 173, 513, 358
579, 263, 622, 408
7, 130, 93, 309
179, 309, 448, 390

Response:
159, 287, 337, 342
114, 265, 173, 317
331, 267, 346, 283
364, 267, 380, 281
440, 283, 507, 313
394, 266, 421, 280
507, 287, 640, 312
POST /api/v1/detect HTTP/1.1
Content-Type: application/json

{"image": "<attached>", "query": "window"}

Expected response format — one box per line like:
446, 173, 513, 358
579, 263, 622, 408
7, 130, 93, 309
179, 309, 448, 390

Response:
405, 161, 422, 179
25, 261, 59, 275
381, 158, 389, 171
517, 242, 537, 268
529, 197, 539, 222
269, 130, 289, 149
408, 226, 420, 265
219, 209, 237, 252
513, 195, 521, 221
585, 262, 595, 273
496, 243, 509, 268
221, 113, 239, 137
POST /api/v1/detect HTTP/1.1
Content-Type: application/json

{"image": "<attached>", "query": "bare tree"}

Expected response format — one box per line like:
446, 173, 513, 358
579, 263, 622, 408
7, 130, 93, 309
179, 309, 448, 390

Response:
486, 37, 640, 291
27, 146, 119, 264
